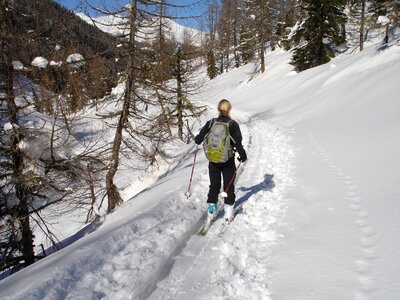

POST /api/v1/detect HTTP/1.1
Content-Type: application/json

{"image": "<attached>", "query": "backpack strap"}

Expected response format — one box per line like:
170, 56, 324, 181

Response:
227, 119, 236, 145
203, 118, 215, 141
208, 118, 216, 128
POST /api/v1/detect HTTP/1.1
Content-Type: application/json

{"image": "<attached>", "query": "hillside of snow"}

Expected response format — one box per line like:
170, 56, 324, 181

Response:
76, 12, 205, 46
1, 35, 399, 300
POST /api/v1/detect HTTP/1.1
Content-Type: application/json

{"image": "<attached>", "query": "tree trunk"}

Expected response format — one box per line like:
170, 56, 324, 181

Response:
233, 17, 240, 68
176, 47, 184, 140
105, 0, 137, 212
260, 42, 266, 73
360, 0, 365, 51
1, 0, 35, 266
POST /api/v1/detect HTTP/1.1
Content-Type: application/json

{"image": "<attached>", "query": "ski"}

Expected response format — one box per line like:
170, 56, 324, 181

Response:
197, 222, 212, 236
218, 219, 231, 237
197, 212, 219, 236
217, 205, 244, 237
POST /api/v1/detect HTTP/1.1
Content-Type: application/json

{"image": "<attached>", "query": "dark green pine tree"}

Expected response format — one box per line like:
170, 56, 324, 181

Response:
290, 0, 347, 71
369, 0, 399, 20
239, 23, 255, 64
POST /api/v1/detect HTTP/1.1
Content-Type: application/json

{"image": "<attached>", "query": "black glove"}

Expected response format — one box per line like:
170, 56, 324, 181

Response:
194, 135, 202, 145
237, 152, 247, 162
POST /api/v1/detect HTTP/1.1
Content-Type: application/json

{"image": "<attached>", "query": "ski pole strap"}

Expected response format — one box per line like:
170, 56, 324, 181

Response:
225, 162, 241, 193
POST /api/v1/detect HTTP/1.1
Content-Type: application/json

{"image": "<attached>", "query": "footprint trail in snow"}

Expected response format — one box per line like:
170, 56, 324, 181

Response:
148, 119, 295, 300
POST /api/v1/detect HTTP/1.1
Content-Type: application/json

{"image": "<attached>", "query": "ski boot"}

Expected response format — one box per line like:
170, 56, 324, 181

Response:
224, 204, 234, 222
207, 203, 217, 223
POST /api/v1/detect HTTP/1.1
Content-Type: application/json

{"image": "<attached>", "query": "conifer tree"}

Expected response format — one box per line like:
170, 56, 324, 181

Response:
348, 0, 367, 51
239, 22, 255, 63
173, 45, 207, 141
290, 0, 347, 71
217, 0, 242, 71
241, 0, 279, 73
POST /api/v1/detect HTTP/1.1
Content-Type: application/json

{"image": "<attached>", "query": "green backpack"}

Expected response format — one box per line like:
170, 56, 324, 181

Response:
203, 119, 234, 163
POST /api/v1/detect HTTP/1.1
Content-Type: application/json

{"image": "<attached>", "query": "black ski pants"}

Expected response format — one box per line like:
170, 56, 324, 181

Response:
207, 157, 236, 205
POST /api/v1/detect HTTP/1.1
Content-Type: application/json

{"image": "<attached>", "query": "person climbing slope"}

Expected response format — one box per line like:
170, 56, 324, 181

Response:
194, 99, 247, 223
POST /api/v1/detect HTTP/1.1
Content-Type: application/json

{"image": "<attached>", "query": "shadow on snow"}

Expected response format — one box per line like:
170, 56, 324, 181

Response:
234, 174, 275, 211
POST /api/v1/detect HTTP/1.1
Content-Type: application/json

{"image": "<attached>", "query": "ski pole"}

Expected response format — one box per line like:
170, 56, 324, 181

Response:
185, 145, 199, 199
220, 162, 242, 198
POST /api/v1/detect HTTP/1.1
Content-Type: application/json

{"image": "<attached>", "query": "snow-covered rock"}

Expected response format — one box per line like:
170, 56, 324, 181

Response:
50, 60, 62, 67
66, 53, 84, 64
12, 60, 25, 71
31, 57, 49, 69
3, 122, 14, 133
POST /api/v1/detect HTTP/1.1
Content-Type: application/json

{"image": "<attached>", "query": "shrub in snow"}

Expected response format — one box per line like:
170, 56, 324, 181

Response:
31, 57, 49, 69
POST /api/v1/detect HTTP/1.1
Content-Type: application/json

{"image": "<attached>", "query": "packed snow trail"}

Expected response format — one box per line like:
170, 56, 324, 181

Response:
148, 118, 294, 300
0, 117, 293, 300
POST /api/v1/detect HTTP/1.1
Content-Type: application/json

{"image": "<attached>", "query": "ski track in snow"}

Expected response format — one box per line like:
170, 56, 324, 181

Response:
309, 135, 378, 300
148, 119, 294, 300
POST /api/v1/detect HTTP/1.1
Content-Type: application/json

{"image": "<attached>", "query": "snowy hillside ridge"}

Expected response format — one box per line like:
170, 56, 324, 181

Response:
1, 37, 399, 299
76, 12, 205, 46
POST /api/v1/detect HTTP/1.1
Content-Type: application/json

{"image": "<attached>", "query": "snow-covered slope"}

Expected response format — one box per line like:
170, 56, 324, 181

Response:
1, 39, 399, 299
76, 12, 205, 46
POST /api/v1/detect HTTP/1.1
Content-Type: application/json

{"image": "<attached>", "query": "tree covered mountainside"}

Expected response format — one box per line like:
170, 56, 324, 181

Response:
10, 0, 120, 69
11, 0, 128, 105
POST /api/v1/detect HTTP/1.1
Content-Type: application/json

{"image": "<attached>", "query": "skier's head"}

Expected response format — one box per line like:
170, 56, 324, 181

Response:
218, 99, 231, 118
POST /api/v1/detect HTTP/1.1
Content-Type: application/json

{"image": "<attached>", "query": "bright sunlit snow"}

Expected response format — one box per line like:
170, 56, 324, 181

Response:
1, 33, 399, 300
31, 57, 49, 69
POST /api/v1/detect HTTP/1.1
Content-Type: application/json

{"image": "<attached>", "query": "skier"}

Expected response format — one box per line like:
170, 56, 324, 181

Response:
194, 99, 247, 223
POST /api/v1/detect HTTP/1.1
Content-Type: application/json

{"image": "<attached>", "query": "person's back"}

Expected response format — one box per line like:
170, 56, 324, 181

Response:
195, 99, 247, 227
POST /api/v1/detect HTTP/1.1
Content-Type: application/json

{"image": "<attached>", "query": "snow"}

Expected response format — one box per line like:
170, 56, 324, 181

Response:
49, 60, 62, 67
378, 16, 390, 26
1, 37, 400, 300
66, 53, 84, 64
76, 12, 205, 46
31, 57, 49, 69
110, 81, 126, 99
12, 60, 25, 71
3, 122, 14, 133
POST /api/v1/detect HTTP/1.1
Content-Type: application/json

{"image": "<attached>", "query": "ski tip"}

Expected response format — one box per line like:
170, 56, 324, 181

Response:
197, 225, 207, 236
197, 229, 207, 236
